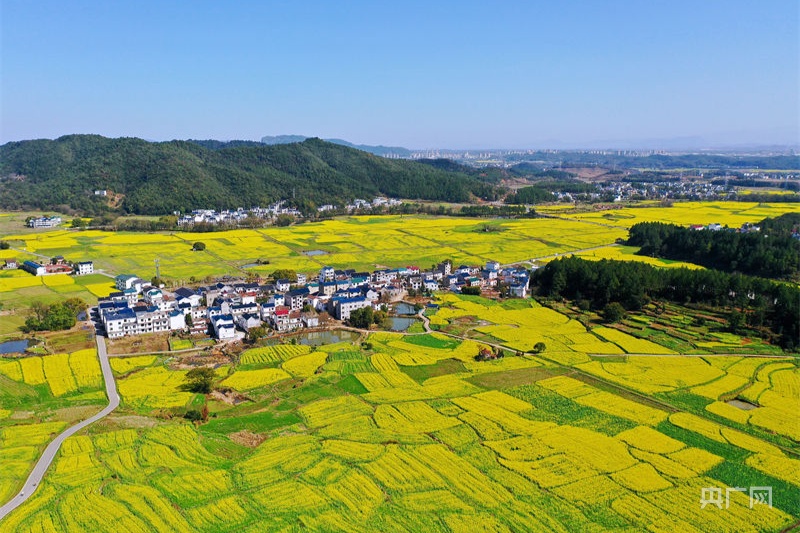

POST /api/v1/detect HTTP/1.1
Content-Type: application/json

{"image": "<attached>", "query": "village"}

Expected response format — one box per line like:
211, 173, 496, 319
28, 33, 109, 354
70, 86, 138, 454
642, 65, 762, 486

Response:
95, 260, 531, 342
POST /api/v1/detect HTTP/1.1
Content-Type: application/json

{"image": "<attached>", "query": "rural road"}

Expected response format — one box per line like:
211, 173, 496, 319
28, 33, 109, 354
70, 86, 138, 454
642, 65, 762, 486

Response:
0, 334, 119, 521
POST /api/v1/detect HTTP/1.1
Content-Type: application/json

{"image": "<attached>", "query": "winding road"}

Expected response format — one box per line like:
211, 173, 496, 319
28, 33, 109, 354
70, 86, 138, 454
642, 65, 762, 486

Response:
0, 333, 119, 521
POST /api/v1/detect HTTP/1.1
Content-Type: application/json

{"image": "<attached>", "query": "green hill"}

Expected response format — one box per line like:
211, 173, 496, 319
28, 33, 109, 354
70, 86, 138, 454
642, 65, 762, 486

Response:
0, 135, 497, 215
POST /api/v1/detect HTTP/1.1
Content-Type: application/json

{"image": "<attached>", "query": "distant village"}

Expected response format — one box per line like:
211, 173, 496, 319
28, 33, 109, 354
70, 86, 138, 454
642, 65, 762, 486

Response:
175, 197, 403, 226
96, 261, 530, 341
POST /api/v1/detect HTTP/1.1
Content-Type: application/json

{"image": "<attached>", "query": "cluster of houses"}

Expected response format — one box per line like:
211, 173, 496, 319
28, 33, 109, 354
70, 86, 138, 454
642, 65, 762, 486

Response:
317, 197, 403, 213
689, 222, 764, 233
98, 260, 531, 341
17, 256, 94, 276
26, 216, 62, 228
176, 202, 302, 226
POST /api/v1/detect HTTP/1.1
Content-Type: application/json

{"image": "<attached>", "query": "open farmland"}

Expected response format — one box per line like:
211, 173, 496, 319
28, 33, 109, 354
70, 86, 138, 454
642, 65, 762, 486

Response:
2, 311, 798, 531
1, 203, 796, 287
1, 202, 799, 531
0, 349, 106, 503
544, 201, 800, 229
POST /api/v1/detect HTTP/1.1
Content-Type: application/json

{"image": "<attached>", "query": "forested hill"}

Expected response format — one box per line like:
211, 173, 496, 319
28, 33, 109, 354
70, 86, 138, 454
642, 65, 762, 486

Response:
0, 135, 497, 215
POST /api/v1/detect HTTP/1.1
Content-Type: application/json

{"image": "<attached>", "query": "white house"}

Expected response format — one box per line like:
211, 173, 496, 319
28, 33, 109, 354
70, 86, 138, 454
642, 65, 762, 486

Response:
319, 266, 335, 282
27, 216, 62, 228
115, 274, 144, 293
237, 313, 262, 331
510, 284, 528, 298
168, 310, 186, 331
75, 261, 94, 275
21, 261, 46, 276
424, 279, 440, 292
302, 312, 319, 328
212, 314, 236, 340
335, 297, 371, 321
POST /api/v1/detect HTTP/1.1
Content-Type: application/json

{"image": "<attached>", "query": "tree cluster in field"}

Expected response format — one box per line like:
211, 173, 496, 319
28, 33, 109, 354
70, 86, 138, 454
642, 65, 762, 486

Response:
347, 306, 390, 330
0, 135, 501, 215
182, 367, 216, 394
270, 269, 297, 282
22, 298, 86, 332
627, 217, 800, 280
531, 256, 800, 349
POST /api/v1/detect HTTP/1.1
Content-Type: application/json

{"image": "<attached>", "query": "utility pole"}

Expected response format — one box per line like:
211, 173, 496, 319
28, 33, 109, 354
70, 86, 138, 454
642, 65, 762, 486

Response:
154, 258, 160, 282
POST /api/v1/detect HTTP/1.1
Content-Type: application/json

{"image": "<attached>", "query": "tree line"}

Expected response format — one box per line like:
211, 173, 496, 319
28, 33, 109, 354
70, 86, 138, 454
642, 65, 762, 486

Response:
627, 217, 800, 280
530, 256, 799, 349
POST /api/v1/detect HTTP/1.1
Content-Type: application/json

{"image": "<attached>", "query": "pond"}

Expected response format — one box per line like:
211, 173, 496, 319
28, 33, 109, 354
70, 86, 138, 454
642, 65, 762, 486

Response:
388, 317, 419, 332
264, 330, 361, 347
302, 250, 327, 256
0, 339, 30, 354
393, 303, 418, 316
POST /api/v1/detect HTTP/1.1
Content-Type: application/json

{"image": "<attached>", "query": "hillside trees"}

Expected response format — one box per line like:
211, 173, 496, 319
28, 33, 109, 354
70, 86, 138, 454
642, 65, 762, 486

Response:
531, 256, 800, 348
627, 221, 800, 279
0, 136, 500, 214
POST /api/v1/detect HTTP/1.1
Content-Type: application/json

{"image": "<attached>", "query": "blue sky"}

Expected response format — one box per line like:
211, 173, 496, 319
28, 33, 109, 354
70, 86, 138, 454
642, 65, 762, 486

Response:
1, 1, 797, 148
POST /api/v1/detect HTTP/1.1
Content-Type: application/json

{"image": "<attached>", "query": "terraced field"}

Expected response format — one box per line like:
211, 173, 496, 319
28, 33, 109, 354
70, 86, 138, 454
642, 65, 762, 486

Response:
1, 299, 797, 531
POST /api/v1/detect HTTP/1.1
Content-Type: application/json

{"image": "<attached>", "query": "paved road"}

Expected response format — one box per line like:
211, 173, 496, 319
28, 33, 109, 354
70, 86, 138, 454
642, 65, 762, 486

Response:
0, 334, 119, 521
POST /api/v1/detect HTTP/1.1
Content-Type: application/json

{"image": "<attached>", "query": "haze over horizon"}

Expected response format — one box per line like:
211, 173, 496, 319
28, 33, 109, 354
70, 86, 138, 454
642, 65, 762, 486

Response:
1, 1, 797, 149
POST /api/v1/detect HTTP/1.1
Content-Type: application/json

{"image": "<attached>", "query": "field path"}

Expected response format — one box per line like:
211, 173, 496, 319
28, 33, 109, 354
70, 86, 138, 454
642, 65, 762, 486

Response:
0, 334, 120, 520
8, 245, 51, 261
501, 243, 621, 268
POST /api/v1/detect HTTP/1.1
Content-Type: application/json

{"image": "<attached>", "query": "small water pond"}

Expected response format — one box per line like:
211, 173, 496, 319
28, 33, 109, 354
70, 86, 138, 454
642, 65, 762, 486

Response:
264, 330, 361, 347
393, 303, 418, 316
0, 339, 30, 354
388, 317, 419, 332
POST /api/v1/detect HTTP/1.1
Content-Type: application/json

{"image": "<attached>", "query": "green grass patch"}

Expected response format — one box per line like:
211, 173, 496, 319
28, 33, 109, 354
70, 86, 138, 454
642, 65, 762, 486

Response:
499, 299, 535, 311
72, 274, 112, 286
509, 384, 638, 436
469, 366, 564, 389
200, 410, 302, 435
402, 334, 460, 350
399, 359, 467, 384
655, 420, 750, 462
707, 460, 798, 517
335, 374, 368, 394
406, 321, 425, 333
169, 338, 193, 351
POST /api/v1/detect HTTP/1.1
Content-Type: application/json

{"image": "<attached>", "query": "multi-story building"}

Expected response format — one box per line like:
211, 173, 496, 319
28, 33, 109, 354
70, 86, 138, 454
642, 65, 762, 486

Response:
334, 297, 371, 321
75, 261, 94, 275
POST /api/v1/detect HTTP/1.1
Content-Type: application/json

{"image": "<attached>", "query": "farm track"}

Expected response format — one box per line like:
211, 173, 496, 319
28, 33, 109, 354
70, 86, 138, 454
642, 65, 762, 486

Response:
0, 334, 119, 520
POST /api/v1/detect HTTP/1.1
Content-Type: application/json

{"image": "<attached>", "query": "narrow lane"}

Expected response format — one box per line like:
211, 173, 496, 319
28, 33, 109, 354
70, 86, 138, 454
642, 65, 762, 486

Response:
0, 333, 119, 521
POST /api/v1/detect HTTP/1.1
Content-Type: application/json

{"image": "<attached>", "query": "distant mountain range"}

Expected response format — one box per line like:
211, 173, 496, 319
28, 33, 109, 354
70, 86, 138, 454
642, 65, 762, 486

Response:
0, 135, 496, 216
260, 135, 413, 157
